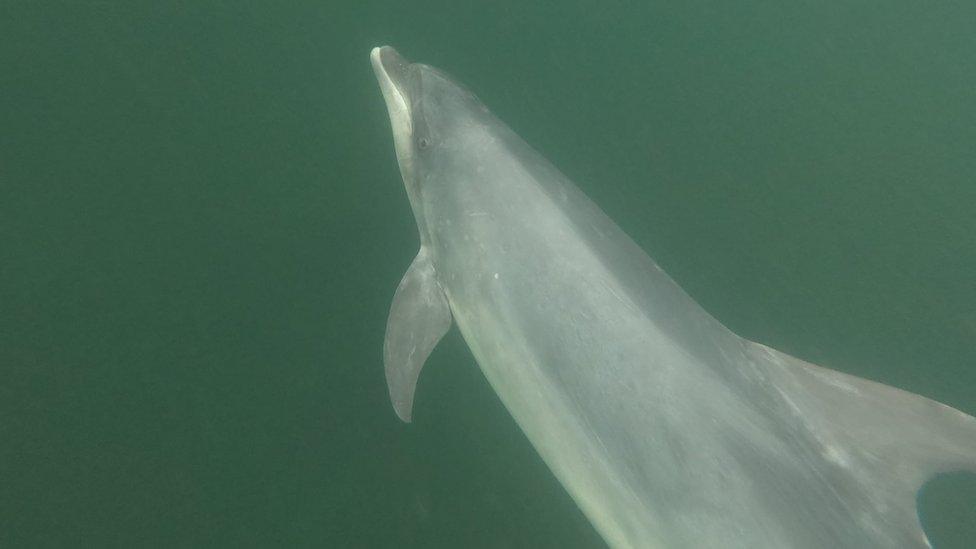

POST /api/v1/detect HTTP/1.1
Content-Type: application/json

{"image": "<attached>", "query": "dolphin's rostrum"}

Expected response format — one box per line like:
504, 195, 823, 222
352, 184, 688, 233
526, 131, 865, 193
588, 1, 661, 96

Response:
371, 45, 976, 549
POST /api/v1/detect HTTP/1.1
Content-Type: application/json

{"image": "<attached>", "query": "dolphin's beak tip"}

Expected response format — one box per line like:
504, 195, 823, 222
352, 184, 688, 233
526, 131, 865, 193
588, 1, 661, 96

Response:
370, 45, 395, 58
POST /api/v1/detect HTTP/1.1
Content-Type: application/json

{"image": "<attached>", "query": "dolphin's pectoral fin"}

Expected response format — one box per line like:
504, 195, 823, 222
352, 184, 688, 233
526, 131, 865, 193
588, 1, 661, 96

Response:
383, 248, 452, 423
754, 342, 976, 545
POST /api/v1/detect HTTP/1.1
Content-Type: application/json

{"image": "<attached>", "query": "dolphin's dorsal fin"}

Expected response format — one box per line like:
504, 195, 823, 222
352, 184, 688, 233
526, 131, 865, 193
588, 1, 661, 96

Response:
383, 248, 452, 422
752, 342, 976, 546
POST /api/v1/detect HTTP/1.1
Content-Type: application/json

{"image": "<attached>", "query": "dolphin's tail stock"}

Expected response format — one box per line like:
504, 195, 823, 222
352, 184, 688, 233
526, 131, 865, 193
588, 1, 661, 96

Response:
751, 342, 976, 547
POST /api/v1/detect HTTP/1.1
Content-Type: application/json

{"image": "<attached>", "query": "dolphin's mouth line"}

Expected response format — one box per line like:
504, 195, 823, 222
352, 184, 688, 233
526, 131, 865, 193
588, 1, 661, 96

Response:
371, 46, 417, 199
371, 46, 428, 246
370, 47, 412, 137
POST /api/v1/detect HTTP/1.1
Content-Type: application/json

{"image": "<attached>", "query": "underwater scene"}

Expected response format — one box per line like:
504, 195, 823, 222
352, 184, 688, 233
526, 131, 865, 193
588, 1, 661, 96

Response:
3, 2, 974, 547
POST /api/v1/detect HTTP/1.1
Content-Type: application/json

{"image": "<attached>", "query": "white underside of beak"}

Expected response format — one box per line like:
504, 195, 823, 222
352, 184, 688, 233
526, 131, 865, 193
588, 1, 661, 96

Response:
370, 47, 413, 155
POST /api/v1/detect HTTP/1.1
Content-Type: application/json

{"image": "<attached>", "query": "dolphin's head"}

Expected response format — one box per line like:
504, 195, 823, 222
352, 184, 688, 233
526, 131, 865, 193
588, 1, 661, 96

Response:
371, 46, 489, 240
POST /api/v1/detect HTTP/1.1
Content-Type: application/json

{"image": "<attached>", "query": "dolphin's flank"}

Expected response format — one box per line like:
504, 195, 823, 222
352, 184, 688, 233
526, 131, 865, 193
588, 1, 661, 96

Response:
370, 45, 976, 549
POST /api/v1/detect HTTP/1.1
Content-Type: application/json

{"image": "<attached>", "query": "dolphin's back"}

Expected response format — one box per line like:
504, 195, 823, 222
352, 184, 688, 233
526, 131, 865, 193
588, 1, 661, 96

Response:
422, 114, 976, 549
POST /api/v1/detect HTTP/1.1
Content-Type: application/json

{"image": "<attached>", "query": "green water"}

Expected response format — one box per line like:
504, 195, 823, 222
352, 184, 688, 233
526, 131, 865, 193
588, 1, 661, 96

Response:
2, 2, 974, 547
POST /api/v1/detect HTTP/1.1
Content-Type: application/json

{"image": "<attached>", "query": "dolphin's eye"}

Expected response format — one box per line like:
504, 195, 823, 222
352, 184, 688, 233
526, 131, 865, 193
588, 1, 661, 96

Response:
418, 137, 430, 150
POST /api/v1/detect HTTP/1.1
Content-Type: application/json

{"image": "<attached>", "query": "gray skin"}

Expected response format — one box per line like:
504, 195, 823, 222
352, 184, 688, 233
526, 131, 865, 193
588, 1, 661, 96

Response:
371, 46, 976, 549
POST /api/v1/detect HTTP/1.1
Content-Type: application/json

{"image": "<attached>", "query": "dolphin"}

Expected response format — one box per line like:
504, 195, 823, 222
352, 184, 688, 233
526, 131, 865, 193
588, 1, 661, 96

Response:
370, 45, 976, 548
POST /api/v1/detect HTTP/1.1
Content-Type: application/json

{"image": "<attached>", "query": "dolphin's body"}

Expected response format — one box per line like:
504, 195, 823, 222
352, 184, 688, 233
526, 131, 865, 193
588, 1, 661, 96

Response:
370, 46, 975, 548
